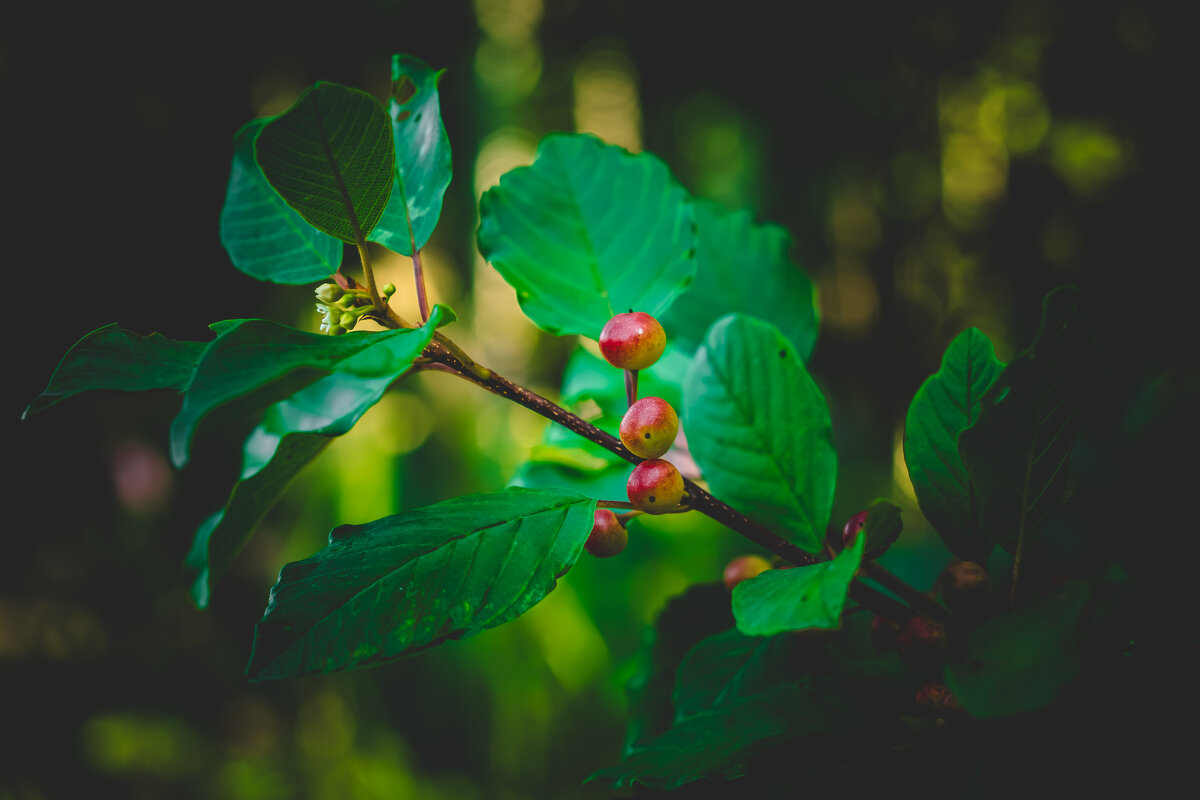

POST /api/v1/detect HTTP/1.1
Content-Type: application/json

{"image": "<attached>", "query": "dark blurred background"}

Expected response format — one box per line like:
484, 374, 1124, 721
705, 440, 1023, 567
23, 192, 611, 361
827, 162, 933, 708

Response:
3, 1, 1189, 797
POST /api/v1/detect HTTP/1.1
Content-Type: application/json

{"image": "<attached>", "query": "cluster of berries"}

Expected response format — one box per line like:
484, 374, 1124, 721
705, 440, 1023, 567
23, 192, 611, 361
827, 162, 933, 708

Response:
584, 311, 686, 558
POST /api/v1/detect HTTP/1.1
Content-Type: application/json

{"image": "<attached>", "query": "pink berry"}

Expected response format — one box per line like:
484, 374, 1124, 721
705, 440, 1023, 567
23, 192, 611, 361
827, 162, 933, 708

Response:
626, 459, 684, 514
585, 509, 628, 557
619, 397, 680, 459
599, 312, 666, 370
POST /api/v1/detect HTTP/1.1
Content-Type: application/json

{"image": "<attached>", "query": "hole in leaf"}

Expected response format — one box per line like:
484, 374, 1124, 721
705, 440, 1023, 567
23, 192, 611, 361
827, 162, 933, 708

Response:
393, 75, 416, 104
414, 113, 422, 123
779, 349, 787, 359
396, 110, 411, 122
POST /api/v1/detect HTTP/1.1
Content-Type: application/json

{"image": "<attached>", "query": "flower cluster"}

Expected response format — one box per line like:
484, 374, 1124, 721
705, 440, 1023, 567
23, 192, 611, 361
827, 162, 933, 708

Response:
313, 282, 395, 334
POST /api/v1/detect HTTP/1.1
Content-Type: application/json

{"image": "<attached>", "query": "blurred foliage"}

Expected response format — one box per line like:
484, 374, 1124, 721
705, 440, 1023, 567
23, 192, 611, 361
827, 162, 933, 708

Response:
4, 0, 1188, 796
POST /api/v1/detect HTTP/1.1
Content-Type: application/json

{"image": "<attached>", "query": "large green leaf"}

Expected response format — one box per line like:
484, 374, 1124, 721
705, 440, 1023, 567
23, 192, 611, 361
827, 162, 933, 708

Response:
592, 629, 874, 791
622, 584, 736, 753
660, 199, 818, 360
184, 309, 448, 607
255, 82, 395, 243
477, 133, 696, 337
219, 119, 343, 284
904, 328, 1006, 561
684, 314, 836, 552
945, 579, 1089, 718
23, 324, 209, 418
246, 488, 596, 680
732, 534, 864, 636
368, 55, 452, 255
169, 310, 454, 468
958, 288, 1098, 555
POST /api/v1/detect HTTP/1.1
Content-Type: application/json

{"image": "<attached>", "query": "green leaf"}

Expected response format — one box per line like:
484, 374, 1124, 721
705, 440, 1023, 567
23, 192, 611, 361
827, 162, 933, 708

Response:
246, 488, 596, 680
184, 310, 447, 606
622, 584, 735, 752
945, 579, 1089, 718
904, 328, 1005, 561
861, 499, 903, 556
958, 287, 1098, 555
368, 55, 452, 255
255, 82, 395, 244
508, 460, 630, 501
560, 344, 690, 422
23, 324, 209, 418
477, 133, 696, 337
732, 534, 864, 636
684, 314, 836, 552
219, 119, 343, 284
660, 199, 818, 360
169, 308, 452, 468
592, 629, 873, 791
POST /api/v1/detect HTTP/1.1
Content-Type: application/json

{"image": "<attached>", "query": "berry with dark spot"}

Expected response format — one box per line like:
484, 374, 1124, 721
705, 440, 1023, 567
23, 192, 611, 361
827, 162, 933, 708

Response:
620, 396, 680, 459
626, 459, 684, 514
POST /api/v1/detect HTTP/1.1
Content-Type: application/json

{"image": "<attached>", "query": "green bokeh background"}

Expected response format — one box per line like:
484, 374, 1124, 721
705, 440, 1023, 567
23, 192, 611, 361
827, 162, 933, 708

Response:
4, 1, 1189, 797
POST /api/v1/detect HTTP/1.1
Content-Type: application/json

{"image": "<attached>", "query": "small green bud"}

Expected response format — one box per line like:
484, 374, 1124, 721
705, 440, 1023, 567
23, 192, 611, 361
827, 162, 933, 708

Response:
315, 283, 341, 303
382, 283, 397, 298
335, 294, 357, 309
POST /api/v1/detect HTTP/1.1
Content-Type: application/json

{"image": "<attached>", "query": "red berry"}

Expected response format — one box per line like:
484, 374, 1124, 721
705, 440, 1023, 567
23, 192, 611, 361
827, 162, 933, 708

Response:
936, 559, 993, 618
896, 615, 949, 670
914, 682, 961, 715
626, 459, 684, 513
842, 509, 870, 548
599, 312, 666, 370
585, 509, 628, 557
723, 555, 772, 591
620, 397, 680, 459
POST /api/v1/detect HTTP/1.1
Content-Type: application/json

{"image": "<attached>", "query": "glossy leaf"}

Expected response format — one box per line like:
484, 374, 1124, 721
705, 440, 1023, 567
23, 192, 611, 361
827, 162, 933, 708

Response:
255, 82, 395, 243
219, 119, 343, 284
958, 288, 1098, 554
945, 579, 1089, 717
684, 314, 836, 552
23, 324, 208, 418
732, 533, 864, 635
169, 309, 452, 468
660, 199, 818, 360
622, 584, 735, 752
862, 500, 903, 557
904, 327, 1005, 561
184, 309, 447, 606
477, 133, 696, 337
246, 488, 596, 680
368, 55, 452, 255
592, 629, 872, 791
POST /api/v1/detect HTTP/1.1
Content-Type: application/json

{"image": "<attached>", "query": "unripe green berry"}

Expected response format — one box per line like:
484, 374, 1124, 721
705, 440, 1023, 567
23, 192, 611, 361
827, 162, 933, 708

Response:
382, 282, 397, 298
599, 312, 666, 370
626, 458, 684, 514
723, 554, 771, 591
585, 509, 628, 557
619, 397, 679, 459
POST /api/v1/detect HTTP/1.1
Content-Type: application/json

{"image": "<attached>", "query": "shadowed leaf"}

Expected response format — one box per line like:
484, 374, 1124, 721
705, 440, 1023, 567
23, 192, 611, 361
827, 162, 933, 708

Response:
246, 488, 595, 680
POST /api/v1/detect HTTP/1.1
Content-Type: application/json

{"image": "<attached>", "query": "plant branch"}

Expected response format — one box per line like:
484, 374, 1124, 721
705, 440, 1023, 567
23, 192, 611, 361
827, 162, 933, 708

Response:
416, 331, 954, 626
411, 248, 431, 323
